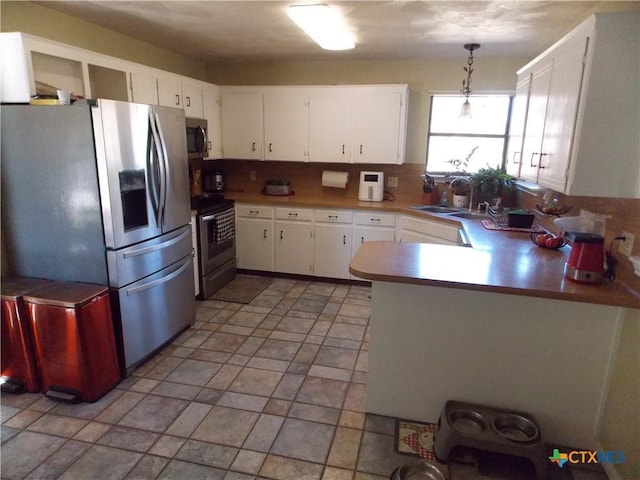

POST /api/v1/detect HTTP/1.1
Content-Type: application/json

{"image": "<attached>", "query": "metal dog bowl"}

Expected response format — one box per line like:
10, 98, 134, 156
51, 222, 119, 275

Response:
448, 408, 490, 435
391, 460, 447, 480
492, 413, 539, 442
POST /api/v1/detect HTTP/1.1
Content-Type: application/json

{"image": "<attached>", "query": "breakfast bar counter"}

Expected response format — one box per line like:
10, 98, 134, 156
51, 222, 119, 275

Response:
349, 240, 638, 449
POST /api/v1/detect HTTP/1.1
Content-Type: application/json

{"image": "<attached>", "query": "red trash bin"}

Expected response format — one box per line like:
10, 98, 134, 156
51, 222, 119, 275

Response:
1, 276, 51, 393
24, 282, 121, 402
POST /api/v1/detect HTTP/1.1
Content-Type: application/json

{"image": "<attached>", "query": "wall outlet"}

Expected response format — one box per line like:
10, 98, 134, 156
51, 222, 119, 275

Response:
619, 231, 634, 257
388, 176, 398, 188
250, 170, 256, 181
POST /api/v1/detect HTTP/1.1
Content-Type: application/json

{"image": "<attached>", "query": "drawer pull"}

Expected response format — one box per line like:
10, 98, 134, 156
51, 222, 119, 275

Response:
249, 210, 259, 215
288, 212, 298, 217
328, 215, 338, 219
371, 218, 381, 223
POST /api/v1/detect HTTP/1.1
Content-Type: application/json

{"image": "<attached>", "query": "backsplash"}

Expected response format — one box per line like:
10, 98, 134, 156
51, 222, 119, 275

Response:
519, 190, 640, 296
195, 159, 640, 296
194, 160, 428, 204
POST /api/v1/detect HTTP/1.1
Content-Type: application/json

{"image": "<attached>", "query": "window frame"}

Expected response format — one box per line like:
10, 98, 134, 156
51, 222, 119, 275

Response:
425, 94, 514, 175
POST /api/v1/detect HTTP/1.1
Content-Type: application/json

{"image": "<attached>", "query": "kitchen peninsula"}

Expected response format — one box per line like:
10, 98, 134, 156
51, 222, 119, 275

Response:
349, 232, 640, 450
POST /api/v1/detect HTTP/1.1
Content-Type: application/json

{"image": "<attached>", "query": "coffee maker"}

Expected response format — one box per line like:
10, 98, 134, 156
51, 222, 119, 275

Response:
204, 171, 225, 192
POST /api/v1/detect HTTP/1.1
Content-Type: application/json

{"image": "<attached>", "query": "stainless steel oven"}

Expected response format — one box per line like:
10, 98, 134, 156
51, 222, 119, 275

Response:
196, 199, 236, 298
186, 117, 209, 160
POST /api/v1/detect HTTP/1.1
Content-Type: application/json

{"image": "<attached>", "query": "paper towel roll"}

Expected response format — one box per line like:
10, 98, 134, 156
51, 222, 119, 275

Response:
322, 170, 349, 189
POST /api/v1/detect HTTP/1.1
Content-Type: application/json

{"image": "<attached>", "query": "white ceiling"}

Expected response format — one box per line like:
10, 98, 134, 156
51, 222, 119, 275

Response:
36, 1, 639, 62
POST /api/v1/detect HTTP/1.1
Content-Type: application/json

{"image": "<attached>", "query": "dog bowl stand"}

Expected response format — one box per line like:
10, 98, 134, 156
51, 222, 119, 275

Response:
433, 400, 548, 480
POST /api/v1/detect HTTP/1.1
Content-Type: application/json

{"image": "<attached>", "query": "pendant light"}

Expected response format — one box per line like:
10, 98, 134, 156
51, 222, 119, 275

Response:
459, 43, 480, 120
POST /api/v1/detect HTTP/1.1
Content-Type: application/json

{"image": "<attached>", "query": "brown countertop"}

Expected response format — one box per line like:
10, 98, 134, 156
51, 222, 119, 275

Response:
225, 191, 640, 309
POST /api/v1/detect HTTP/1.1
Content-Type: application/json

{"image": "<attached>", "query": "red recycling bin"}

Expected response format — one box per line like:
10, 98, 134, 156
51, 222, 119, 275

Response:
24, 282, 121, 402
1, 277, 52, 393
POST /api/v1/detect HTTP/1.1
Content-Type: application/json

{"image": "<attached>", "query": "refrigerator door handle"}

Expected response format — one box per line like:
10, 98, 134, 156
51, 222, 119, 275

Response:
147, 112, 162, 227
125, 256, 191, 296
122, 227, 190, 258
154, 112, 170, 228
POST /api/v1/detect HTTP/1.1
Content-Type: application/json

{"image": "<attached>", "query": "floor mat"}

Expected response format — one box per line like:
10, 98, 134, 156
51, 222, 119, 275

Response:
211, 275, 273, 303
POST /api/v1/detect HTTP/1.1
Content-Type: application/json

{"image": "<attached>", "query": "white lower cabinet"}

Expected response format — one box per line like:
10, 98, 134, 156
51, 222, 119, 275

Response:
274, 208, 314, 275
235, 205, 274, 271
235, 204, 464, 278
352, 212, 396, 254
398, 216, 459, 245
313, 210, 354, 279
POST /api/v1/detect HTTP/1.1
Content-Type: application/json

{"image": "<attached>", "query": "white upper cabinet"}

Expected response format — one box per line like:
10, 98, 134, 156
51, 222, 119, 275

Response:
519, 63, 553, 184
181, 82, 204, 118
308, 89, 352, 163
130, 71, 158, 105
202, 85, 223, 159
505, 74, 531, 178
536, 39, 586, 192
219, 84, 408, 164
263, 90, 309, 161
220, 91, 263, 160
513, 12, 640, 197
351, 88, 405, 164
157, 77, 182, 108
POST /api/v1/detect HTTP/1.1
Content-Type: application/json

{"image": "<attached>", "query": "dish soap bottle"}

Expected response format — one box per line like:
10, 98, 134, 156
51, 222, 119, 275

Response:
440, 183, 449, 207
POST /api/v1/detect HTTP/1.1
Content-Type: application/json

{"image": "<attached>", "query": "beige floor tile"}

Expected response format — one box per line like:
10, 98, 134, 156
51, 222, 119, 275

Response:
327, 427, 363, 470
259, 454, 324, 480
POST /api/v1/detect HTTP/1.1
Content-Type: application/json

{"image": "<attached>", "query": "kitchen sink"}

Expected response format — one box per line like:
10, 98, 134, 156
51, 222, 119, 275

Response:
411, 206, 461, 214
448, 212, 490, 220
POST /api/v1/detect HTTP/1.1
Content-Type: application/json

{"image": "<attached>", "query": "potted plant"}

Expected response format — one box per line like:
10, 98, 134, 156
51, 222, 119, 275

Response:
449, 177, 472, 208
471, 164, 515, 207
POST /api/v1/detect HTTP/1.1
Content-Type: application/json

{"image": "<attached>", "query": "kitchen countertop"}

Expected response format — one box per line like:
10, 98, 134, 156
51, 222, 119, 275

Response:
225, 191, 640, 309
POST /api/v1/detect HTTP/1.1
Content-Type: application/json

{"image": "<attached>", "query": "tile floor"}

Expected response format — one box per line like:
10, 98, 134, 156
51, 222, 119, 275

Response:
1, 275, 608, 480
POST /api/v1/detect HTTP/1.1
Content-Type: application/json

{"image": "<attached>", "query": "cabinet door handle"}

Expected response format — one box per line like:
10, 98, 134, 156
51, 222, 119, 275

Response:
175, 94, 180, 106
360, 145, 363, 155
342, 144, 345, 155
343, 235, 346, 245
280, 230, 283, 240
512, 151, 520, 165
252, 142, 256, 152
186, 96, 191, 107
530, 152, 539, 167
263, 229, 267, 239
269, 143, 273, 153
361, 236, 364, 244
539, 153, 549, 169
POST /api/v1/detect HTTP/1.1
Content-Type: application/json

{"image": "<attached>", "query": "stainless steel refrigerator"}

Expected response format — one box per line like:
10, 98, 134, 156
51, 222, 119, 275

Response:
1, 100, 195, 374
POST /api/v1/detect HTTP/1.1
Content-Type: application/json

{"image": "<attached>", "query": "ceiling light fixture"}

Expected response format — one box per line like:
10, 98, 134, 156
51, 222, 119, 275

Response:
459, 43, 480, 119
287, 4, 355, 51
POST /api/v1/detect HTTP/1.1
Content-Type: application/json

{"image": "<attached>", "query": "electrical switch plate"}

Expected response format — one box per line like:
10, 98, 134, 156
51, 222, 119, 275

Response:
619, 231, 634, 257
388, 176, 398, 188
250, 170, 256, 181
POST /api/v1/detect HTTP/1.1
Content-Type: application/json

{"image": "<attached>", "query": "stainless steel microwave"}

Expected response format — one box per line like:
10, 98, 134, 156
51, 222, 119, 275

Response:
186, 117, 208, 159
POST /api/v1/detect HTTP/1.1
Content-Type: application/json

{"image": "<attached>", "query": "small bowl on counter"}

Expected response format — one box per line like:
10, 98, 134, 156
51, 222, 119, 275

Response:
530, 232, 568, 250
